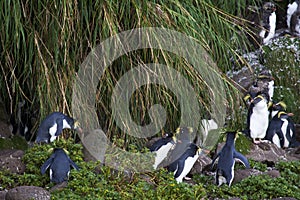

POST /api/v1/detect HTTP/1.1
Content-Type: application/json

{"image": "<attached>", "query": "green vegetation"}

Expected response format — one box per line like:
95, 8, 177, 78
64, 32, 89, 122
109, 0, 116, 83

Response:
263, 36, 300, 123
0, 135, 28, 150
1, 139, 299, 199
1, 0, 300, 199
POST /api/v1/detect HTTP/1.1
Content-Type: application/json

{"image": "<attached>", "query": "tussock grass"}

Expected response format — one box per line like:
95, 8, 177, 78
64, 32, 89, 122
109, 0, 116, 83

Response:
0, 0, 258, 145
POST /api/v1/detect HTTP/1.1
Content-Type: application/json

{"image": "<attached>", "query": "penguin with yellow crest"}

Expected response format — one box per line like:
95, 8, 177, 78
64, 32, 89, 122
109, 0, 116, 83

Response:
247, 93, 270, 144
165, 127, 204, 183
266, 101, 299, 148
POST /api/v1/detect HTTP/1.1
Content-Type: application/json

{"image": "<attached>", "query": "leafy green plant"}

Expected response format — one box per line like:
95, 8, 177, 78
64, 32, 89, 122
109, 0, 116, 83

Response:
1, 139, 300, 199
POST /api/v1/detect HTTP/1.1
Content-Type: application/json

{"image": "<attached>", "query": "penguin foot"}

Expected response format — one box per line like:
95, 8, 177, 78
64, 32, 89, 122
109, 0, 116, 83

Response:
253, 139, 261, 144
184, 176, 191, 180
260, 139, 269, 143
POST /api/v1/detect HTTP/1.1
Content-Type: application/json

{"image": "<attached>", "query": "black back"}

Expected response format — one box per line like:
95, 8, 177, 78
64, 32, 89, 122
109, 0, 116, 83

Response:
149, 133, 174, 152
167, 143, 199, 178
41, 148, 79, 183
36, 112, 75, 143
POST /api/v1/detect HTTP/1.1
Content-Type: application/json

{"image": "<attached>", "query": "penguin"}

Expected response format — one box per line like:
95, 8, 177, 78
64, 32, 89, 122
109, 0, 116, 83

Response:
35, 112, 82, 143
287, 0, 300, 29
259, 2, 276, 44
247, 94, 269, 144
41, 148, 79, 183
163, 127, 196, 166
290, 10, 300, 36
243, 69, 274, 107
167, 142, 203, 183
266, 102, 298, 148
9, 101, 35, 141
211, 132, 250, 187
149, 132, 177, 169
256, 70, 275, 102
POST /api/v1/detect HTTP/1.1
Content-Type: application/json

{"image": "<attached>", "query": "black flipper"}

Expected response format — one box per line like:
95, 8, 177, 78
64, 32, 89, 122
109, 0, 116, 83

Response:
69, 158, 80, 170
55, 119, 64, 136
210, 153, 220, 170
41, 156, 54, 175
174, 159, 185, 179
167, 159, 178, 173
233, 150, 250, 168
277, 130, 285, 148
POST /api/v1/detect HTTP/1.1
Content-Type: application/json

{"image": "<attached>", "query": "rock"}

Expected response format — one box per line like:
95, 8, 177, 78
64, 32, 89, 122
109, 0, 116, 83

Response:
49, 181, 68, 192
286, 147, 300, 160
0, 149, 25, 174
0, 190, 8, 200
233, 168, 280, 184
227, 66, 255, 94
190, 154, 212, 174
5, 186, 50, 200
246, 142, 298, 163
233, 168, 262, 183
265, 169, 280, 178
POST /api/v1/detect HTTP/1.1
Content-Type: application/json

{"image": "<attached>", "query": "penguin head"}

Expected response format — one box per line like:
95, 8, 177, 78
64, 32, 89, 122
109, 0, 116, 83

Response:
165, 132, 177, 142
68, 119, 83, 134
263, 2, 276, 13
175, 127, 195, 142
272, 101, 287, 111
161, 131, 173, 138
225, 131, 238, 142
257, 69, 275, 82
73, 120, 81, 130
251, 94, 268, 105
48, 147, 69, 155
244, 85, 262, 102
278, 111, 294, 119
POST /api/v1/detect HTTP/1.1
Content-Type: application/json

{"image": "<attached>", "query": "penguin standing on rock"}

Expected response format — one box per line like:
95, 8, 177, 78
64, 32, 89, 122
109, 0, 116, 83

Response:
41, 148, 79, 183
167, 142, 203, 183
266, 102, 298, 148
35, 112, 82, 143
164, 127, 196, 165
259, 2, 277, 44
247, 94, 269, 144
149, 132, 177, 170
211, 132, 250, 187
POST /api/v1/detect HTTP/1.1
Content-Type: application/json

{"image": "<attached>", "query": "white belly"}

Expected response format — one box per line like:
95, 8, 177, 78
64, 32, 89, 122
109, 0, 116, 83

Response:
250, 104, 269, 139
263, 13, 276, 44
272, 134, 281, 148
175, 154, 199, 183
281, 119, 290, 148
153, 142, 173, 169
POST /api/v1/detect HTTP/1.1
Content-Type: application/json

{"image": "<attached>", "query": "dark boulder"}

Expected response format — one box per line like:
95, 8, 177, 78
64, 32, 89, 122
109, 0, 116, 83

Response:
0, 149, 25, 174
